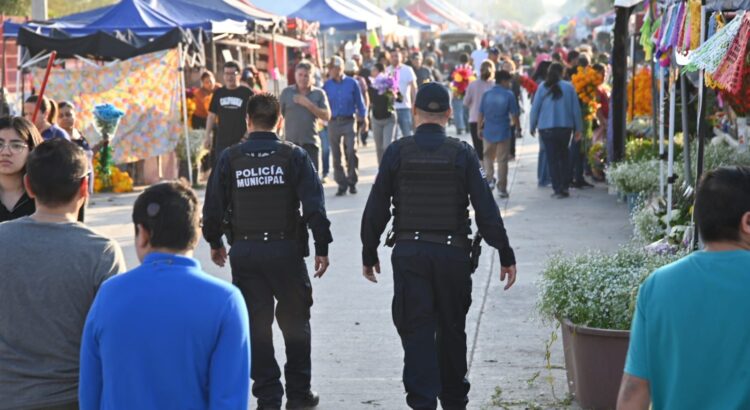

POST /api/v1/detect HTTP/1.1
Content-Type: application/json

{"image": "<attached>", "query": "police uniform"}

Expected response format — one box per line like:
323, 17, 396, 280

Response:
203, 131, 332, 410
360, 83, 516, 410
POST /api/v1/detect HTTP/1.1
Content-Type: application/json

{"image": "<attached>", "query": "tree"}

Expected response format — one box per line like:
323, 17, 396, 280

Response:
0, 0, 31, 16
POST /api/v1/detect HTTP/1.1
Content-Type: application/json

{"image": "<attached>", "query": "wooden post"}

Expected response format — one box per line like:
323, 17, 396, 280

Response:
610, 6, 633, 162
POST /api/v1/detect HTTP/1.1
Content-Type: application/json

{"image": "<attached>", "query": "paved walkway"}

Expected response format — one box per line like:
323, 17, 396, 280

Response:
86, 131, 631, 409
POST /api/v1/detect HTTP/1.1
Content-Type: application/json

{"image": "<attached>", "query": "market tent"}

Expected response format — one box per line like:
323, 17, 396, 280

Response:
289, 0, 382, 30
231, 0, 284, 21
346, 0, 398, 32
2, 0, 263, 38
405, 0, 469, 30
15, 26, 194, 60
428, 0, 483, 31
244, 0, 307, 16
396, 8, 436, 31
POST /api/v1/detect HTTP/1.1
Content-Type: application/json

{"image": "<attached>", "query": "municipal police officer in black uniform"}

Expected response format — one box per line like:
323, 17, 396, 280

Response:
360, 83, 517, 410
203, 93, 332, 410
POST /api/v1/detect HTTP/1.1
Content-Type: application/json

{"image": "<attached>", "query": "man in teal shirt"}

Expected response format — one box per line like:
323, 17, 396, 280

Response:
618, 166, 750, 409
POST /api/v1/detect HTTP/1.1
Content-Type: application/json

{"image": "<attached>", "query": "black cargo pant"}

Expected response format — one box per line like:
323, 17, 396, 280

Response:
230, 240, 313, 408
391, 241, 473, 410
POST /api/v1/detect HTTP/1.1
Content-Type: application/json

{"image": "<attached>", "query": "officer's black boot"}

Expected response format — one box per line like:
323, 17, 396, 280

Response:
285, 390, 319, 409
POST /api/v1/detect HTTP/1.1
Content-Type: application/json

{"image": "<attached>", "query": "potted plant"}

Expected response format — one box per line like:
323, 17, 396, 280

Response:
606, 159, 661, 212
537, 247, 684, 409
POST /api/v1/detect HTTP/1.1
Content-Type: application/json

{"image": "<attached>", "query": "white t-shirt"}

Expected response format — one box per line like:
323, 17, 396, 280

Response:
471, 49, 488, 77
388, 64, 417, 109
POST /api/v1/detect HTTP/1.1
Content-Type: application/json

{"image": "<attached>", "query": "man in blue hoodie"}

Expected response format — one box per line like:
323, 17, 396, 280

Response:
79, 181, 251, 410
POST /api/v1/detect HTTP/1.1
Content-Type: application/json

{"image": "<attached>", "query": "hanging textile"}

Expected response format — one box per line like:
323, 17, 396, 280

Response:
684, 11, 744, 73
712, 13, 750, 93
689, 0, 702, 51
38, 49, 182, 163
641, 4, 656, 60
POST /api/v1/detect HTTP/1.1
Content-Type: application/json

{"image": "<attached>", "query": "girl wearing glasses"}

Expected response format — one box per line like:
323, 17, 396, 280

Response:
0, 116, 44, 222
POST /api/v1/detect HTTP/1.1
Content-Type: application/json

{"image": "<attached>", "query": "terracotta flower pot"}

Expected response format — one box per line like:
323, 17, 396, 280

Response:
560, 318, 630, 410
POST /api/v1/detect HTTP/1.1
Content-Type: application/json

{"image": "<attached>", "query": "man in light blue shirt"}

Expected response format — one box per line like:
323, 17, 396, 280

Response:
478, 70, 519, 198
323, 56, 367, 196
79, 181, 251, 410
618, 166, 750, 410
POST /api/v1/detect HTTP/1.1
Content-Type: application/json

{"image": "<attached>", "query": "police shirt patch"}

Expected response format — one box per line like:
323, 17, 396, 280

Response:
235, 166, 286, 187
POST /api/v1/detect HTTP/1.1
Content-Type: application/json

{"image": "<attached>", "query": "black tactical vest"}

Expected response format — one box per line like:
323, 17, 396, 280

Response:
228, 143, 300, 235
393, 136, 469, 233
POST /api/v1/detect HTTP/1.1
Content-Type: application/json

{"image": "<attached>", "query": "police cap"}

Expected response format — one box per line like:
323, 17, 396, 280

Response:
414, 82, 450, 113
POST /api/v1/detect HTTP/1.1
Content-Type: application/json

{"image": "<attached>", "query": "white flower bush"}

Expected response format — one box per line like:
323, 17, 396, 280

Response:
537, 247, 686, 330
606, 159, 661, 195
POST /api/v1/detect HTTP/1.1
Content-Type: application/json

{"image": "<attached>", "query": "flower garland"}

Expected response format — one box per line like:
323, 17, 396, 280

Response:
450, 66, 475, 98
571, 66, 603, 121
627, 67, 655, 121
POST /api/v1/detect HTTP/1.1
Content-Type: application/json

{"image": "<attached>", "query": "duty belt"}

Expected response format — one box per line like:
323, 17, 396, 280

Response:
234, 230, 297, 242
394, 231, 470, 249
331, 115, 355, 121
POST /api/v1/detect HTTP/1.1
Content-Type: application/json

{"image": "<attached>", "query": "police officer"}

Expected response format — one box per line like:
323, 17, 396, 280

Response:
360, 83, 517, 410
203, 93, 332, 410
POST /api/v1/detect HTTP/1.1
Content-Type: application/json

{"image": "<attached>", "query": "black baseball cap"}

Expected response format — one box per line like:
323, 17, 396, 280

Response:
489, 47, 500, 55
415, 82, 450, 113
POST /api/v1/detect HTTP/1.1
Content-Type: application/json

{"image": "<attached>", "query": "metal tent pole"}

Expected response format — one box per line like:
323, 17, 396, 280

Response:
680, 71, 691, 184
667, 68, 676, 232
692, 0, 708, 249
178, 43, 193, 185
659, 67, 666, 197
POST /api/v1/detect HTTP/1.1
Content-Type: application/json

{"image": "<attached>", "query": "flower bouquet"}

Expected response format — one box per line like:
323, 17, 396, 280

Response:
519, 75, 538, 95
372, 73, 402, 109
450, 66, 475, 98
92, 103, 125, 192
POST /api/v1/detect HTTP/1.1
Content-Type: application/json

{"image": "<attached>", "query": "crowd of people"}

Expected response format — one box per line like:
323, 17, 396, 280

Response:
3, 26, 749, 410
188, 33, 612, 203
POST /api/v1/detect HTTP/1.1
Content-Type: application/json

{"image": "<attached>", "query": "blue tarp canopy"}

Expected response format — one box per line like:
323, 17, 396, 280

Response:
289, 0, 381, 31
2, 0, 262, 38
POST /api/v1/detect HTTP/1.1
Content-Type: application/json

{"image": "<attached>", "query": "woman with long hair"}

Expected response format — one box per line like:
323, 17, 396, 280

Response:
0, 116, 44, 222
463, 60, 495, 160
531, 60, 552, 187
529, 62, 583, 199
23, 95, 70, 141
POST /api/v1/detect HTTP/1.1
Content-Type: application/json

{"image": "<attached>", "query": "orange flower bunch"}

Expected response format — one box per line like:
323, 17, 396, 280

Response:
627, 67, 654, 121
572, 66, 603, 121
185, 96, 197, 126
92, 154, 134, 194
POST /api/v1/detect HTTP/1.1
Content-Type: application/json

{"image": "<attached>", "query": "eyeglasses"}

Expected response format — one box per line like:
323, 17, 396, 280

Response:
224, 72, 239, 76
0, 141, 28, 154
